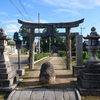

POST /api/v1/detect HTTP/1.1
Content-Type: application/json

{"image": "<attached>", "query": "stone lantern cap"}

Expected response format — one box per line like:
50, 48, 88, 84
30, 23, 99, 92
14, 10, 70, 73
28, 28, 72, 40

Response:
84, 27, 100, 39
0, 28, 11, 40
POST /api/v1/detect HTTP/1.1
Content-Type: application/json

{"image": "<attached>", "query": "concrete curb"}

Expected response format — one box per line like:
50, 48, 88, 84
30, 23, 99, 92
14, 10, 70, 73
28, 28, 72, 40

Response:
34, 56, 49, 64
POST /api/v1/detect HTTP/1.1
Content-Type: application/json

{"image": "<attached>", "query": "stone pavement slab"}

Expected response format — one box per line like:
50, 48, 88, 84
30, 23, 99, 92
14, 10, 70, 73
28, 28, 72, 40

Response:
7, 88, 81, 100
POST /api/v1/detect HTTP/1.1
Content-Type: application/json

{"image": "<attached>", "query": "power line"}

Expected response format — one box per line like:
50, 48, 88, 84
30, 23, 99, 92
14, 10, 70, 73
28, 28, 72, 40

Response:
18, 0, 33, 22
85, 18, 100, 29
80, 18, 100, 34
10, 0, 28, 21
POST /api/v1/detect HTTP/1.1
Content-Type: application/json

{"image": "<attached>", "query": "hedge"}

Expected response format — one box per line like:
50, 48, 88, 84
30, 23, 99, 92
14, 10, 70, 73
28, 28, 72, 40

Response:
34, 52, 50, 61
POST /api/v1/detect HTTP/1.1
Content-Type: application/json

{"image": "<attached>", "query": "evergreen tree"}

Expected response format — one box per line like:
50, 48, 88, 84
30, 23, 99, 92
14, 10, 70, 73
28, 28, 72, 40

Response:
13, 32, 20, 41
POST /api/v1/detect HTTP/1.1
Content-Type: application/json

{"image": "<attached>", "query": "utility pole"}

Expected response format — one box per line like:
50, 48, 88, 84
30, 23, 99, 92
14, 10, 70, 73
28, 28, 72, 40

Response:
38, 13, 40, 54
81, 27, 85, 35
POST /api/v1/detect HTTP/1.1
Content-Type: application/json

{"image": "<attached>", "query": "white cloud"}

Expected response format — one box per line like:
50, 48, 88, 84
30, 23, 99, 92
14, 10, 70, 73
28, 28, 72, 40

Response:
32, 0, 37, 2
0, 19, 17, 24
42, 0, 100, 9
0, 19, 20, 32
5, 24, 20, 33
88, 0, 100, 6
40, 19, 49, 23
23, 3, 34, 9
35, 18, 49, 23
54, 9, 79, 15
0, 12, 8, 16
15, 14, 21, 17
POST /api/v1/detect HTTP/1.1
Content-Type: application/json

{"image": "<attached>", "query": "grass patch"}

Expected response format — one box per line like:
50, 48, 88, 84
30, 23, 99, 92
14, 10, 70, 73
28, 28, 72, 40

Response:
81, 96, 100, 100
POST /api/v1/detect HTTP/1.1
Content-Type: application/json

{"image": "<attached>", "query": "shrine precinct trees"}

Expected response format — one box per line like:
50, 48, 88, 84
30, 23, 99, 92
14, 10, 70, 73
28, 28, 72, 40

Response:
13, 32, 20, 41
40, 28, 66, 52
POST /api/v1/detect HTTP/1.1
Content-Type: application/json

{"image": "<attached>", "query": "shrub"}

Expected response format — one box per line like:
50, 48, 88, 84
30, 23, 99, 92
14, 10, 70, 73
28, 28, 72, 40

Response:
28, 52, 50, 62
59, 51, 66, 57
83, 51, 88, 59
96, 50, 100, 59
83, 59, 87, 65
21, 47, 27, 54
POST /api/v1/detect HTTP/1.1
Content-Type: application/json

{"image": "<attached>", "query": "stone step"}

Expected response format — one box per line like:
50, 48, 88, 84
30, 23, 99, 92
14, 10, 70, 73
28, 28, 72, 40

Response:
77, 76, 100, 89
0, 67, 13, 73
82, 67, 100, 73
7, 88, 81, 100
0, 70, 16, 79
0, 74, 18, 87
0, 62, 11, 68
79, 70, 100, 80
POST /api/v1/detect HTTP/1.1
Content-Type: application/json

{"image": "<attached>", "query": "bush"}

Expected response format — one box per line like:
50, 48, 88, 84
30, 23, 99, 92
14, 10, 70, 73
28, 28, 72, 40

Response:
83, 51, 88, 59
82, 51, 89, 65
83, 59, 87, 65
21, 47, 27, 54
28, 52, 50, 62
59, 51, 66, 57
96, 50, 100, 59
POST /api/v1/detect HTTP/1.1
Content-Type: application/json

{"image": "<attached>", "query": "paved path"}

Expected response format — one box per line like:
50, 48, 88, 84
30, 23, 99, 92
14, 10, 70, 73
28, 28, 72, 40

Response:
7, 56, 80, 100
7, 88, 81, 100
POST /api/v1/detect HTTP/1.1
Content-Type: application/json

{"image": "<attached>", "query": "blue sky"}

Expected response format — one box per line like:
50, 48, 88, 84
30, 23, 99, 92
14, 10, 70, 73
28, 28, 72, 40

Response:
0, 0, 100, 38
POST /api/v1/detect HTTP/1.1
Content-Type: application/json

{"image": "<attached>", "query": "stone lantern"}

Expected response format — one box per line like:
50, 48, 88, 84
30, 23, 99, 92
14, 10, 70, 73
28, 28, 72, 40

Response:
76, 27, 100, 95
0, 28, 19, 90
15, 39, 25, 76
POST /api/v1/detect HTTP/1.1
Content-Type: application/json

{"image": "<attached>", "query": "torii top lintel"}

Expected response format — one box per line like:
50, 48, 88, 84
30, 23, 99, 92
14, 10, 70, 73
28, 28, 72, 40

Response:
18, 18, 84, 28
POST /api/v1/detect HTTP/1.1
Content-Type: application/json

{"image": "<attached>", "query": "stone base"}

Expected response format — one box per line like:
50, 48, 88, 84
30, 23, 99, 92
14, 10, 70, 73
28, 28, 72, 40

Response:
0, 80, 19, 91
73, 66, 83, 77
75, 81, 100, 95
17, 69, 25, 76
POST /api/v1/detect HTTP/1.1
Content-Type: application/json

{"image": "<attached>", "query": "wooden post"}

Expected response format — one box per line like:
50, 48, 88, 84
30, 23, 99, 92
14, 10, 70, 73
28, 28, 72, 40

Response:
29, 28, 35, 69
66, 27, 72, 69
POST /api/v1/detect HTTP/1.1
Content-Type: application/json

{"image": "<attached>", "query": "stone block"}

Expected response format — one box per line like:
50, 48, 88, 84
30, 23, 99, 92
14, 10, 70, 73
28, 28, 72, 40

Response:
78, 76, 100, 89
39, 62, 56, 84
73, 66, 83, 77
0, 70, 16, 79
80, 71, 100, 80
0, 75, 18, 87
0, 62, 11, 68
17, 69, 25, 76
0, 67, 12, 73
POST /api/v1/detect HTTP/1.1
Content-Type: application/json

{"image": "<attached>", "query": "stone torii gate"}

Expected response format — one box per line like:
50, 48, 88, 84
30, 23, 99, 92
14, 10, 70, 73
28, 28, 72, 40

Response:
18, 18, 84, 70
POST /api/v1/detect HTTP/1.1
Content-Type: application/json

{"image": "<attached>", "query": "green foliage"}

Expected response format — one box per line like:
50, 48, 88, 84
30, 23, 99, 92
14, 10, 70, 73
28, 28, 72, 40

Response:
83, 51, 88, 59
59, 51, 66, 57
83, 59, 87, 65
41, 28, 66, 52
71, 36, 76, 51
13, 32, 20, 41
28, 52, 50, 62
82, 51, 89, 65
19, 26, 30, 50
96, 50, 100, 59
34, 53, 50, 61
21, 47, 27, 54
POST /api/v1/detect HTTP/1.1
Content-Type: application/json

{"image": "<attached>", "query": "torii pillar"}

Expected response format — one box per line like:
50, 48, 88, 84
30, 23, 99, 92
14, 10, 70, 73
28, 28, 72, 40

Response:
66, 27, 72, 69
29, 28, 35, 69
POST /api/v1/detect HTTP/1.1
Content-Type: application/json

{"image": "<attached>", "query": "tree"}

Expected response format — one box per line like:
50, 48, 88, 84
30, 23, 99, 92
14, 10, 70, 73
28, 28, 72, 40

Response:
19, 26, 30, 50
13, 32, 20, 41
71, 36, 76, 56
40, 28, 66, 52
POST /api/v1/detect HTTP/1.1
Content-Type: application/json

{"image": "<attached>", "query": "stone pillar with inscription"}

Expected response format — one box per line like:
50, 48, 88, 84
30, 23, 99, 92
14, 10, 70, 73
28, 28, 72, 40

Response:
0, 28, 19, 90
73, 35, 83, 76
